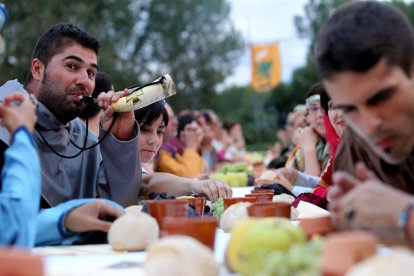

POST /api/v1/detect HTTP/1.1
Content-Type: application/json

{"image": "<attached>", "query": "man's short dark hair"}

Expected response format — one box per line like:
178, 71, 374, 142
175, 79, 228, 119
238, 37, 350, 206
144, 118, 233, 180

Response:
26, 23, 100, 84
316, 1, 414, 79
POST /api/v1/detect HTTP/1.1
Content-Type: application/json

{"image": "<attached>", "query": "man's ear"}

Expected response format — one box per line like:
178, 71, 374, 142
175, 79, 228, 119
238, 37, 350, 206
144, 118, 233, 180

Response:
31, 58, 45, 81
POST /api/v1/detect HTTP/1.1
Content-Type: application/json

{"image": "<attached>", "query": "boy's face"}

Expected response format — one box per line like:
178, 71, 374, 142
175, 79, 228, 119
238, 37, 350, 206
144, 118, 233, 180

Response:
36, 43, 98, 123
324, 58, 414, 164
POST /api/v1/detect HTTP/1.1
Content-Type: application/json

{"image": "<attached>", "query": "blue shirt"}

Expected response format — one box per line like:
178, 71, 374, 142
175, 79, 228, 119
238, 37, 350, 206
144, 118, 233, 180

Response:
0, 126, 123, 247
35, 198, 122, 246
0, 126, 41, 247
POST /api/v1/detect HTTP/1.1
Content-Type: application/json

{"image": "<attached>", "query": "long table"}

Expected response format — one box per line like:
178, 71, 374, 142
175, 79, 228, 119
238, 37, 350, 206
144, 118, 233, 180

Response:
34, 187, 257, 275
34, 229, 235, 275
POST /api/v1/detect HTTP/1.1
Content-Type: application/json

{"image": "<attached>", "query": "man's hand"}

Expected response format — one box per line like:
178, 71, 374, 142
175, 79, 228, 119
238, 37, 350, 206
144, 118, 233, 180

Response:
330, 162, 411, 234
0, 93, 37, 133
97, 89, 136, 141
64, 200, 125, 233
191, 179, 232, 202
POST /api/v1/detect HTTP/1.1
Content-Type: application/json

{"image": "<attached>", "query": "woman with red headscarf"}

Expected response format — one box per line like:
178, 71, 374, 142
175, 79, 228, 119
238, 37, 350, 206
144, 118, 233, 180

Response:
312, 84, 346, 198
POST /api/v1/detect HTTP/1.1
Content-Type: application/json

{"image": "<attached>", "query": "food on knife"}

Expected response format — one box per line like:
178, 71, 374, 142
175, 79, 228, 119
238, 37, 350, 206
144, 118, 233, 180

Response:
144, 236, 219, 276
108, 213, 159, 251
220, 202, 252, 233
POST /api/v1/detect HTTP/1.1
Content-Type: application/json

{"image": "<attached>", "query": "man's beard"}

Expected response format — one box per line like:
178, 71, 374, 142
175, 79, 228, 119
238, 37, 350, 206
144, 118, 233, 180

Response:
37, 71, 86, 124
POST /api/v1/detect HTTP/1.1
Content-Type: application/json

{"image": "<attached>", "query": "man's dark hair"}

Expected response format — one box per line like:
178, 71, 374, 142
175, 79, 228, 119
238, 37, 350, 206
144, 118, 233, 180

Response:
25, 23, 100, 84
134, 100, 169, 129
316, 1, 414, 79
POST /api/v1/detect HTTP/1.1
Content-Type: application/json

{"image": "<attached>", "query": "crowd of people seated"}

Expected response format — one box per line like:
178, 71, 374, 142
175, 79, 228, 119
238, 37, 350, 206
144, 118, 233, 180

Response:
3, 0, 414, 256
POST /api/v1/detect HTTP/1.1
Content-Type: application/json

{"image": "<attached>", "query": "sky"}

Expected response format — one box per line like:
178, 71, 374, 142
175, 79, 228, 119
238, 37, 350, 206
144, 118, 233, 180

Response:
223, 0, 310, 88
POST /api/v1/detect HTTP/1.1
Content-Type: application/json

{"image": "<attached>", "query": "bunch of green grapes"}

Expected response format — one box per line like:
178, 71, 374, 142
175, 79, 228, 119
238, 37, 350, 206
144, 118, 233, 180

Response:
217, 162, 254, 175
211, 198, 224, 221
260, 238, 325, 276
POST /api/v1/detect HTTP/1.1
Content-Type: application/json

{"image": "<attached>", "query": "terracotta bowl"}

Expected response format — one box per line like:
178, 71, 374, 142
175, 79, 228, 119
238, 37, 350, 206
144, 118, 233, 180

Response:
147, 199, 189, 229
0, 249, 44, 276
223, 197, 257, 209
251, 189, 275, 194
161, 217, 218, 250
177, 197, 206, 216
245, 192, 274, 202
299, 216, 335, 238
247, 202, 291, 218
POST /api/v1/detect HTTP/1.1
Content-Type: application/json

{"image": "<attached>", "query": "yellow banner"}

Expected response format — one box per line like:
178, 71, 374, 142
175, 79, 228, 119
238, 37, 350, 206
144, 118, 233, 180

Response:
251, 43, 281, 93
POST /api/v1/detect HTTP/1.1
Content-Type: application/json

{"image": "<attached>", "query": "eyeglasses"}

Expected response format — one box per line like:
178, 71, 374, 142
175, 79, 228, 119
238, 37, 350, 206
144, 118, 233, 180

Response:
308, 105, 323, 114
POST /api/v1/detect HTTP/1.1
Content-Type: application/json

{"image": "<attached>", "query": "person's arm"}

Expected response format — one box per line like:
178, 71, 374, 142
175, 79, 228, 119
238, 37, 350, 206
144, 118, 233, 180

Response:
297, 127, 322, 176
35, 199, 124, 246
97, 121, 141, 207
0, 94, 39, 247
140, 172, 232, 202
96, 90, 142, 207
294, 171, 321, 188
0, 127, 40, 247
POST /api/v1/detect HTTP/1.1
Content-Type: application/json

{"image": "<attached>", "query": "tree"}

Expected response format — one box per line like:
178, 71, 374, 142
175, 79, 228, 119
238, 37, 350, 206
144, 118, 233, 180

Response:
214, 85, 278, 148
0, 0, 244, 111
2, 0, 141, 84
126, 0, 244, 110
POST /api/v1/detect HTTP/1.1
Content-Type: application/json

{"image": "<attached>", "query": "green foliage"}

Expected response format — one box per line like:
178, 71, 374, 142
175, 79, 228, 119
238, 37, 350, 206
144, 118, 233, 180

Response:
2, 0, 139, 85
213, 85, 278, 145
0, 0, 244, 110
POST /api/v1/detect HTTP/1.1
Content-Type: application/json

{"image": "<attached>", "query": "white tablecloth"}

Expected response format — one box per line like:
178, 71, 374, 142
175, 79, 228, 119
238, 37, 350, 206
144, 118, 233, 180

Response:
34, 229, 234, 276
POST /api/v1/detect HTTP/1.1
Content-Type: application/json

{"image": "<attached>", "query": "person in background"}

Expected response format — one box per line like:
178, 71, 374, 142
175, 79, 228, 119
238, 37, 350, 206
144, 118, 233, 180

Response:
202, 109, 228, 163
259, 83, 345, 200
135, 101, 232, 201
285, 85, 329, 176
156, 111, 205, 177
195, 110, 217, 172
164, 103, 178, 142
222, 121, 246, 162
